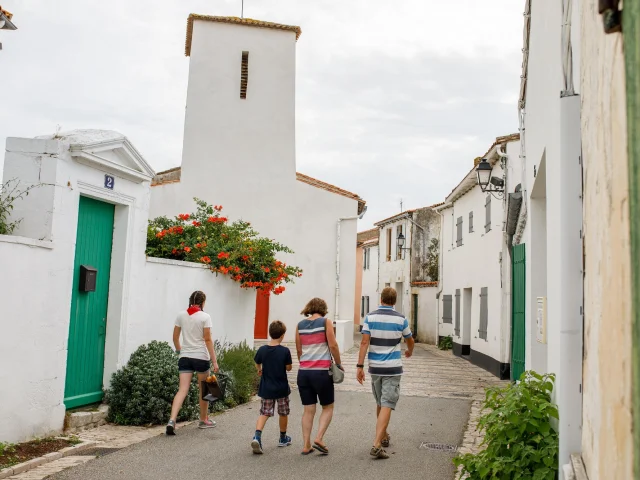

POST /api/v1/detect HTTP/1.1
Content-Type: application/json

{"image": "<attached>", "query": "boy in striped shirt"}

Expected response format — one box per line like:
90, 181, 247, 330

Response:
356, 287, 414, 459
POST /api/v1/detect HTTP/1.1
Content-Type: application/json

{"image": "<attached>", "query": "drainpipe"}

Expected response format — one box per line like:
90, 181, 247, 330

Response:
335, 207, 368, 320
436, 208, 445, 342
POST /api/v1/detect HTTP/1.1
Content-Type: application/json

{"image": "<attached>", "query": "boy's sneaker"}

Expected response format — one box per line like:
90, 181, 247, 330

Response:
370, 446, 390, 459
251, 436, 264, 454
278, 435, 292, 447
198, 419, 216, 429
166, 420, 176, 436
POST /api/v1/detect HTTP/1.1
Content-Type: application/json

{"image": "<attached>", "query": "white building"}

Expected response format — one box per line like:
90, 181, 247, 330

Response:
436, 135, 519, 379
510, 1, 584, 475
0, 130, 256, 443
355, 228, 379, 330
149, 16, 366, 352
375, 206, 441, 343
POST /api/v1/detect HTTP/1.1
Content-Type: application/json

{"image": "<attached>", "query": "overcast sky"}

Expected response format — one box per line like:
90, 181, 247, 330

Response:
0, 0, 524, 229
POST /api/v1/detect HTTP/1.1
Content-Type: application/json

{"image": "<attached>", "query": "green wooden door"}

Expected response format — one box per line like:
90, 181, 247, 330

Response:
511, 244, 526, 381
412, 294, 418, 338
64, 196, 115, 409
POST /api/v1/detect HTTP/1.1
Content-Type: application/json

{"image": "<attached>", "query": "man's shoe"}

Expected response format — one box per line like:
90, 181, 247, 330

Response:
166, 420, 176, 436
251, 436, 264, 454
278, 435, 292, 447
198, 419, 216, 429
370, 446, 390, 459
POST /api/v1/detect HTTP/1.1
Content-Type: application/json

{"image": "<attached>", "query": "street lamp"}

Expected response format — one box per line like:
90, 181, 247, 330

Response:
397, 232, 410, 259
475, 158, 505, 197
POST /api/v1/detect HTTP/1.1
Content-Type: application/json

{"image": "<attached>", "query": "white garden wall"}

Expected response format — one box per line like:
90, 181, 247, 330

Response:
0, 132, 256, 443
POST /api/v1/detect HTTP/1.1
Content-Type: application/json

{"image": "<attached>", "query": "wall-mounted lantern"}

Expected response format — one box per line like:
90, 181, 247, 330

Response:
476, 158, 505, 197
396, 232, 410, 258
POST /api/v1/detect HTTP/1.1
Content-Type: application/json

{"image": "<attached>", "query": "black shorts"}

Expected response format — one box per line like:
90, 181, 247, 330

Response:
178, 357, 210, 374
297, 370, 334, 406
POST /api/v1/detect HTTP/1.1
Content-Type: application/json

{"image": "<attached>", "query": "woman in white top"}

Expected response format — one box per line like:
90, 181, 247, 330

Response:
166, 291, 220, 435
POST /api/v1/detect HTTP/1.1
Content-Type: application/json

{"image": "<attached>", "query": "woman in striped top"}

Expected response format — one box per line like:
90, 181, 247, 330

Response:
295, 298, 343, 455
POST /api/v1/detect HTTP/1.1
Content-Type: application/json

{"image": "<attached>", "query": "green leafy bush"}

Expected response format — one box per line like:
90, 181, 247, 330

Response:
105, 341, 201, 425
146, 198, 302, 295
438, 335, 453, 350
0, 179, 40, 235
105, 340, 259, 425
453, 371, 559, 480
216, 340, 259, 406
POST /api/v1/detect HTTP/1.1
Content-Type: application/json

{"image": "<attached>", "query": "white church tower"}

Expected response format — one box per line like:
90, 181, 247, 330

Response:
150, 15, 364, 350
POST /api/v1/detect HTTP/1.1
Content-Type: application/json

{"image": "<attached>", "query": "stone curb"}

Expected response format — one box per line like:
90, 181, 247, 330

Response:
0, 439, 97, 479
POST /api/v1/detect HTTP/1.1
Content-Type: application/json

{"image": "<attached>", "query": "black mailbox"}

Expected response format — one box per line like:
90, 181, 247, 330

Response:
79, 265, 97, 292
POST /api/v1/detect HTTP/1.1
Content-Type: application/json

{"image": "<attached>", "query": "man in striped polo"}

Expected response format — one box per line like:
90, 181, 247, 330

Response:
356, 287, 414, 459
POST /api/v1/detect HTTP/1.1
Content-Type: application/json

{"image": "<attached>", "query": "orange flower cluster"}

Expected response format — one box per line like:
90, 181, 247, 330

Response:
273, 286, 286, 295
217, 252, 230, 259
200, 256, 211, 264
207, 216, 228, 223
214, 205, 223, 211
178, 214, 190, 220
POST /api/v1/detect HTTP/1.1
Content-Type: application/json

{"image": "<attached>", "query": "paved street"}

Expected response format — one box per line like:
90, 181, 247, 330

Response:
10, 340, 505, 480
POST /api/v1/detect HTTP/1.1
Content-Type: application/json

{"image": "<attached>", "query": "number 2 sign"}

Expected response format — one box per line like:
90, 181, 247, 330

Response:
104, 174, 115, 190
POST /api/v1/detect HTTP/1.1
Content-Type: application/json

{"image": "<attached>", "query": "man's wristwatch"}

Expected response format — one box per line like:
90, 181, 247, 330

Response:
356, 364, 364, 369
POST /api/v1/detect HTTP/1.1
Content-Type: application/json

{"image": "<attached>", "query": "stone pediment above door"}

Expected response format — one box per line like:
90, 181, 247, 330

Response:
56, 129, 155, 183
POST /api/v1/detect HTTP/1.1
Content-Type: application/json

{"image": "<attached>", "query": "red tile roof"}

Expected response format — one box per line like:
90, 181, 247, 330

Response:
357, 228, 379, 246
185, 15, 302, 56
151, 167, 366, 214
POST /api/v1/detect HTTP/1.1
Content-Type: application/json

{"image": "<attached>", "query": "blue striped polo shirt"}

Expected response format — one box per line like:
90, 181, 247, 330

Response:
361, 306, 412, 376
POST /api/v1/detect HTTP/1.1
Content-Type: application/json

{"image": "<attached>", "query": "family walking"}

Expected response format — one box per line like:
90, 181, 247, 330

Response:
166, 287, 414, 460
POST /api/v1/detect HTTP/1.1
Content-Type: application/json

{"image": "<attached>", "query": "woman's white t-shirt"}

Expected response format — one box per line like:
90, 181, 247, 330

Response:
175, 310, 213, 361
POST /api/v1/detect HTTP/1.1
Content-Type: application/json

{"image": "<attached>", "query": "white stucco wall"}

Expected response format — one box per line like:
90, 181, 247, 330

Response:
439, 173, 505, 365
0, 133, 255, 443
360, 243, 379, 320
520, 0, 584, 471
414, 286, 438, 344
378, 217, 412, 316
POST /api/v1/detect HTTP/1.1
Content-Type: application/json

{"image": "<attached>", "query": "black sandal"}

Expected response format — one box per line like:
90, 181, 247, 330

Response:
313, 442, 329, 455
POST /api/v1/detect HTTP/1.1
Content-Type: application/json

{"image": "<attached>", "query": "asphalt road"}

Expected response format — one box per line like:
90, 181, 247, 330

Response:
50, 390, 469, 480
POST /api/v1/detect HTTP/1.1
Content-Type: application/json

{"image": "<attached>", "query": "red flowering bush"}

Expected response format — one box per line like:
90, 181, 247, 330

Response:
146, 199, 302, 295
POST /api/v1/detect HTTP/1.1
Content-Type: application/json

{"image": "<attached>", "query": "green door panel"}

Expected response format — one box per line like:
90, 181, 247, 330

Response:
64, 196, 114, 409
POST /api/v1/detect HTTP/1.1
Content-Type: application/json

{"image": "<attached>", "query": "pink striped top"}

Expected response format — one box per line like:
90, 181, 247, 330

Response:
298, 317, 331, 370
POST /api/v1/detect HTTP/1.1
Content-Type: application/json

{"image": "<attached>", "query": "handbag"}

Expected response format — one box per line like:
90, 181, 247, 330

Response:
329, 353, 345, 384
201, 372, 228, 403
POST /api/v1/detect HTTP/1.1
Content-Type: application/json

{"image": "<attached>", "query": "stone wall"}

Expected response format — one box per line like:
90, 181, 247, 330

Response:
580, 2, 634, 478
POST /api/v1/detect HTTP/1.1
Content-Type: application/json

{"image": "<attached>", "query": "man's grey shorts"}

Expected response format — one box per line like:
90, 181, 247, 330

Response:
371, 375, 401, 409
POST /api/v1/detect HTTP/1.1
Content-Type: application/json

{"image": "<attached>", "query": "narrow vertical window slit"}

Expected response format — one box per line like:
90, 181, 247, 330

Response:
240, 51, 249, 99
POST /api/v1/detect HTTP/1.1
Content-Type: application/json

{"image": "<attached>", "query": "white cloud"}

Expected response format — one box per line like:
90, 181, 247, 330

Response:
0, 0, 524, 228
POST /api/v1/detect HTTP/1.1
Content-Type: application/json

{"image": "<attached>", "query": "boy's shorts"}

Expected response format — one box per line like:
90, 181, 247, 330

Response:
371, 374, 401, 410
259, 396, 290, 417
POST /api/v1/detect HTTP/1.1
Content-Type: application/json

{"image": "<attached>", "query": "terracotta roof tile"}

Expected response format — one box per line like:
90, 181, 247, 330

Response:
151, 167, 366, 214
411, 281, 438, 287
185, 15, 301, 56
1, 7, 13, 20
357, 228, 379, 244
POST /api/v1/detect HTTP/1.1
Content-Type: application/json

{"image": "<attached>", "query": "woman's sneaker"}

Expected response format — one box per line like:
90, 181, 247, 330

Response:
198, 419, 216, 429
370, 446, 390, 459
278, 435, 292, 447
382, 434, 390, 448
166, 420, 176, 436
251, 436, 264, 454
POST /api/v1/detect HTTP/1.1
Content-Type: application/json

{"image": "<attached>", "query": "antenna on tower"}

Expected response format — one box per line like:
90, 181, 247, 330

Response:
400, 198, 403, 212
241, 0, 244, 18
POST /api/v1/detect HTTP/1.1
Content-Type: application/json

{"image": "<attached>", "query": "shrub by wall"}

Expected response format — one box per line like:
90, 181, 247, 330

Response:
453, 371, 559, 480
105, 340, 259, 425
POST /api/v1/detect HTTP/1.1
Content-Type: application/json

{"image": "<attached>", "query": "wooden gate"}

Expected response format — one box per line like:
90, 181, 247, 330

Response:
64, 196, 115, 409
511, 244, 526, 381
